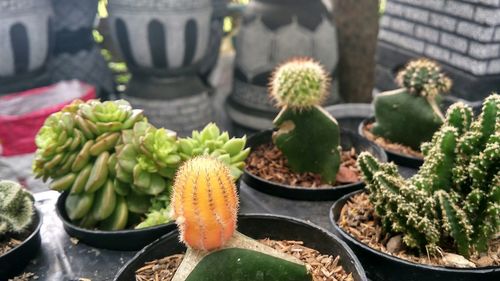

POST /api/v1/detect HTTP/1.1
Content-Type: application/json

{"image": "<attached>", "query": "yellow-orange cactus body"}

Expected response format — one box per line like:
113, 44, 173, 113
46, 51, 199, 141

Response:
172, 156, 239, 251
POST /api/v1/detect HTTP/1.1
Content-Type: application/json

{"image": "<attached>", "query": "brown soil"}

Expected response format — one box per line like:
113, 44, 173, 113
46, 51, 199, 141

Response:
136, 239, 354, 281
0, 238, 22, 256
362, 122, 423, 158
338, 192, 500, 268
246, 143, 360, 188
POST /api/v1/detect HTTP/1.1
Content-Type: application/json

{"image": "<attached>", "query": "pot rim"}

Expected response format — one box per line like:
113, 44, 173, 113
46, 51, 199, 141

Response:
0, 207, 42, 258
114, 213, 368, 281
55, 192, 175, 235
330, 190, 500, 273
243, 129, 388, 192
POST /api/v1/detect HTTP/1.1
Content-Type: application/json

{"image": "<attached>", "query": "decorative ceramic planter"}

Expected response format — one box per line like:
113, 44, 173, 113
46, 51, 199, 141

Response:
226, 0, 339, 130
114, 214, 368, 281
0, 0, 54, 94
55, 192, 176, 251
243, 130, 387, 201
50, 0, 114, 97
0, 209, 42, 279
330, 191, 500, 281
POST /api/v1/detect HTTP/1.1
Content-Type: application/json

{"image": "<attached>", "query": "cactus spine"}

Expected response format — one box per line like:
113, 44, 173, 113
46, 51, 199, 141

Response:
172, 156, 238, 251
371, 58, 452, 150
358, 94, 500, 256
270, 58, 341, 183
0, 181, 35, 236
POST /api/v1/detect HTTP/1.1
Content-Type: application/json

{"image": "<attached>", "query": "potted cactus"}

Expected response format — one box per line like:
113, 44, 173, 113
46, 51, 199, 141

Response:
114, 156, 367, 281
331, 94, 500, 281
359, 58, 452, 167
0, 180, 42, 279
33, 99, 249, 250
243, 58, 387, 200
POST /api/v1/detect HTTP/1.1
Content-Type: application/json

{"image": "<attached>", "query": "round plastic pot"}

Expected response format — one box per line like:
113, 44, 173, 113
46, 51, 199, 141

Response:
0, 208, 42, 279
330, 190, 500, 281
358, 117, 423, 168
114, 214, 368, 281
55, 192, 176, 251
242, 129, 387, 201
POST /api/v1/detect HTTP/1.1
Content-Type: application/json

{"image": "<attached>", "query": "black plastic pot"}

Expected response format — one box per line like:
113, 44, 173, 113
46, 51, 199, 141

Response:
330, 190, 500, 281
242, 129, 387, 201
0, 209, 42, 280
358, 117, 423, 168
114, 214, 368, 281
55, 192, 176, 251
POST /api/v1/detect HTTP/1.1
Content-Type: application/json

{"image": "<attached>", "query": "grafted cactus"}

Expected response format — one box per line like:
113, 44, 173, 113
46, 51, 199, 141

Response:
371, 58, 452, 150
358, 94, 500, 256
270, 58, 341, 183
177, 123, 250, 179
0, 181, 34, 236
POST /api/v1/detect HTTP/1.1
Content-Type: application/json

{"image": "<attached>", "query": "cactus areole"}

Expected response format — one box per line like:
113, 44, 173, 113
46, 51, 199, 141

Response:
371, 58, 452, 150
270, 58, 341, 184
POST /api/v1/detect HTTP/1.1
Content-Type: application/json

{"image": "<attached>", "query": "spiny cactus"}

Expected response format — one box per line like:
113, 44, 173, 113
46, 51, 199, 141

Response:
371, 58, 451, 150
270, 58, 341, 183
177, 123, 250, 179
0, 181, 35, 236
172, 156, 238, 251
358, 94, 500, 257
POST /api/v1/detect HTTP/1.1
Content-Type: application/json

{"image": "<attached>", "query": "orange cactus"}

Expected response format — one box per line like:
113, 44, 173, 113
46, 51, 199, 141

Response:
171, 156, 239, 251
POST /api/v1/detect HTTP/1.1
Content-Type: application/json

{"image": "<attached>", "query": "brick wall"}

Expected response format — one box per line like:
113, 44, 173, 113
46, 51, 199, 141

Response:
379, 0, 500, 76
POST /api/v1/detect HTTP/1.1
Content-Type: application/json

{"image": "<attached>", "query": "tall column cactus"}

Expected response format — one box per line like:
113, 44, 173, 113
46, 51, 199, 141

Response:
358, 94, 500, 256
371, 59, 452, 150
0, 181, 35, 236
270, 58, 341, 183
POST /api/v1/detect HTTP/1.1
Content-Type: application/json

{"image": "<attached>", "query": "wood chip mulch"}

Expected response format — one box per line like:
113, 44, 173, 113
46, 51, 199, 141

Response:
135, 240, 354, 281
362, 122, 423, 158
245, 143, 360, 188
338, 192, 500, 268
8, 272, 37, 281
0, 238, 22, 256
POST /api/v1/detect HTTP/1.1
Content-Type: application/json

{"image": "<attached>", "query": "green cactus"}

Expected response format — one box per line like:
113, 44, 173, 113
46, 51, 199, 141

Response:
357, 94, 500, 257
177, 123, 250, 179
270, 58, 340, 184
0, 181, 35, 236
371, 58, 452, 150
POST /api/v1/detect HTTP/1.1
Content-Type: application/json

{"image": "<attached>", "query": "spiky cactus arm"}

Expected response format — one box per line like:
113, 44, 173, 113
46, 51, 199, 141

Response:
270, 58, 341, 183
0, 181, 35, 236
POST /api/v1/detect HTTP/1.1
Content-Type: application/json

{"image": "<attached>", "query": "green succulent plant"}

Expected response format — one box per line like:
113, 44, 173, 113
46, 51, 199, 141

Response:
358, 94, 500, 256
270, 58, 341, 184
371, 58, 452, 150
0, 181, 35, 236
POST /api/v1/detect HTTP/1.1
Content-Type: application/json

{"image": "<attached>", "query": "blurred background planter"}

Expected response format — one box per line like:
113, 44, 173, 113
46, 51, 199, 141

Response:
107, 0, 226, 135
0, 0, 54, 95
226, 0, 339, 131
49, 0, 114, 99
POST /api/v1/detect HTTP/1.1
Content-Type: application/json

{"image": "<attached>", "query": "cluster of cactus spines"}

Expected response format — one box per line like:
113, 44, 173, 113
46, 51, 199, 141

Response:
396, 58, 452, 99
177, 123, 250, 179
172, 156, 238, 251
269, 57, 330, 110
270, 58, 341, 183
357, 94, 500, 256
0, 181, 35, 236
371, 58, 451, 150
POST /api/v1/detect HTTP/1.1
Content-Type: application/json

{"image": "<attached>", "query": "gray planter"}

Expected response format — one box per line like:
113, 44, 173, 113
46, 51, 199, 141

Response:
50, 0, 114, 96
226, 0, 340, 130
0, 0, 53, 94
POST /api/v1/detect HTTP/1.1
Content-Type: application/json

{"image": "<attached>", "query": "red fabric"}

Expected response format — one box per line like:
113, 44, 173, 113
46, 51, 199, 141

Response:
0, 82, 96, 156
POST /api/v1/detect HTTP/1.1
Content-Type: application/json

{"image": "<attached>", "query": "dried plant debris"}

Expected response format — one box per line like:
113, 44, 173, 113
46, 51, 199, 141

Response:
338, 193, 499, 268
135, 240, 354, 281
8, 272, 37, 281
0, 238, 22, 255
362, 122, 423, 158
246, 143, 360, 188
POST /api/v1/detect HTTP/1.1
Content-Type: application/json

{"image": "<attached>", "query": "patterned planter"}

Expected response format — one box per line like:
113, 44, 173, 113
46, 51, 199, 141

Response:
0, 0, 54, 94
226, 0, 339, 130
50, 0, 114, 97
